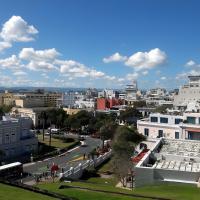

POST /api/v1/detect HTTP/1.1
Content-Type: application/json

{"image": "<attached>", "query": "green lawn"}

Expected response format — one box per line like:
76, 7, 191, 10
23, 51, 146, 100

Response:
0, 183, 57, 200
97, 158, 113, 174
38, 177, 200, 200
38, 182, 147, 200
134, 183, 200, 200
37, 154, 200, 200
38, 134, 76, 149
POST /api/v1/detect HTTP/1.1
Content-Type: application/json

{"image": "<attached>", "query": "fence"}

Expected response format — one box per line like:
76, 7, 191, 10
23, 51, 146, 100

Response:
61, 149, 112, 180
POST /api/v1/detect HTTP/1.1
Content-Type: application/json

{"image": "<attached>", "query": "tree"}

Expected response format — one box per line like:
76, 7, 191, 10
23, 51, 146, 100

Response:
119, 107, 142, 125
99, 121, 117, 148
111, 126, 145, 187
65, 110, 94, 133
39, 111, 48, 141
154, 104, 173, 114
133, 101, 146, 108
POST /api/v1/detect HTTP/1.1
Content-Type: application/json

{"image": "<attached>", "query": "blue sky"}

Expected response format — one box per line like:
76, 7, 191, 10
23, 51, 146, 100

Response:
0, 0, 200, 89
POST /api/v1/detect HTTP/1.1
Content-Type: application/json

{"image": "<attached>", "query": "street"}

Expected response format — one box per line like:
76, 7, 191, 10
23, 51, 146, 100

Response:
23, 136, 102, 176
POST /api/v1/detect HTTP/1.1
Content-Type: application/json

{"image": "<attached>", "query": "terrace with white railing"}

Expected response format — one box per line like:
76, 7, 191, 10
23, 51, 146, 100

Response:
60, 149, 112, 180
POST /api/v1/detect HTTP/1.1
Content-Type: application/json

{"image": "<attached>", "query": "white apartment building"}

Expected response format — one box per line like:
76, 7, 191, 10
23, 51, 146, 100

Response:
137, 112, 200, 140
75, 99, 95, 109
57, 92, 76, 108
125, 81, 138, 104
11, 107, 54, 127
145, 88, 173, 106
0, 116, 38, 161
174, 75, 200, 110
98, 89, 117, 99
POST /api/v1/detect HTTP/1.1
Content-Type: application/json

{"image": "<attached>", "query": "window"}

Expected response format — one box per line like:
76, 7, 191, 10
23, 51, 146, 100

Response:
144, 128, 149, 136
151, 117, 158, 122
175, 118, 183, 124
0, 134, 2, 144
5, 135, 10, 144
175, 132, 179, 139
158, 130, 163, 138
11, 133, 16, 143
160, 117, 168, 123
187, 117, 196, 124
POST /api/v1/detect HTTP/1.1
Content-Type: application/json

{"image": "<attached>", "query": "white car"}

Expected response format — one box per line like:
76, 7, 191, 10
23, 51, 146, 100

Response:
80, 141, 87, 147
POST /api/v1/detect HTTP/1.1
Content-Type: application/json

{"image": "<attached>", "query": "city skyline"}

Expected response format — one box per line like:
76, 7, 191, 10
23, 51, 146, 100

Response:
0, 0, 200, 89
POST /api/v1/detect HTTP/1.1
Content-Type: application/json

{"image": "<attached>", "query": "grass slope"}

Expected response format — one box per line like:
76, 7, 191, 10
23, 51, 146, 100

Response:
0, 183, 57, 200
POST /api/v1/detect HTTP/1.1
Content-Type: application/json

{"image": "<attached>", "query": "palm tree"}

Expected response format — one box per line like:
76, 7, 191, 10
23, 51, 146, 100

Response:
39, 111, 47, 141
46, 109, 56, 146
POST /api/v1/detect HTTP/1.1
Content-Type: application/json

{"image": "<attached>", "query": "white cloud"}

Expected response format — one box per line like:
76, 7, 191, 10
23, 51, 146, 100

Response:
161, 76, 167, 80
0, 16, 38, 52
103, 52, 127, 63
26, 60, 57, 71
13, 71, 27, 76
142, 70, 148, 75
104, 75, 116, 81
185, 60, 196, 67
89, 70, 105, 78
0, 41, 12, 52
19, 48, 60, 61
0, 55, 21, 69
176, 70, 200, 80
60, 59, 105, 79
126, 72, 139, 81
19, 48, 60, 71
177, 60, 200, 80
125, 48, 167, 71
41, 73, 49, 79
0, 16, 38, 42
117, 78, 125, 82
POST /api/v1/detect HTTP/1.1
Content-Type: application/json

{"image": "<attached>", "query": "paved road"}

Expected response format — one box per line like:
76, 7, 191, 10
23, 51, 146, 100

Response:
23, 136, 102, 175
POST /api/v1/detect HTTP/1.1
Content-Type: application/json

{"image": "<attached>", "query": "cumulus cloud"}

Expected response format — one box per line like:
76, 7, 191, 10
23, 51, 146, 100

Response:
19, 48, 60, 61
26, 60, 57, 71
13, 71, 27, 76
0, 41, 12, 52
0, 16, 38, 52
125, 48, 167, 71
0, 55, 21, 69
103, 52, 127, 63
0, 16, 38, 42
177, 59, 200, 80
60, 59, 105, 79
126, 72, 139, 81
185, 60, 196, 67
18, 48, 60, 71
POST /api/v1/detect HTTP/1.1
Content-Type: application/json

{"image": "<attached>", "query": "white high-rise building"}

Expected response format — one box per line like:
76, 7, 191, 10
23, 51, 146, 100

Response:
173, 76, 200, 110
0, 116, 38, 161
125, 80, 138, 104
57, 92, 76, 108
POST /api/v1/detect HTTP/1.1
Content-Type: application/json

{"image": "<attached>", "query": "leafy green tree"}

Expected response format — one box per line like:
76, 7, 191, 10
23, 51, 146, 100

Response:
119, 107, 142, 125
133, 101, 146, 108
154, 104, 173, 114
99, 121, 117, 148
111, 126, 145, 186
